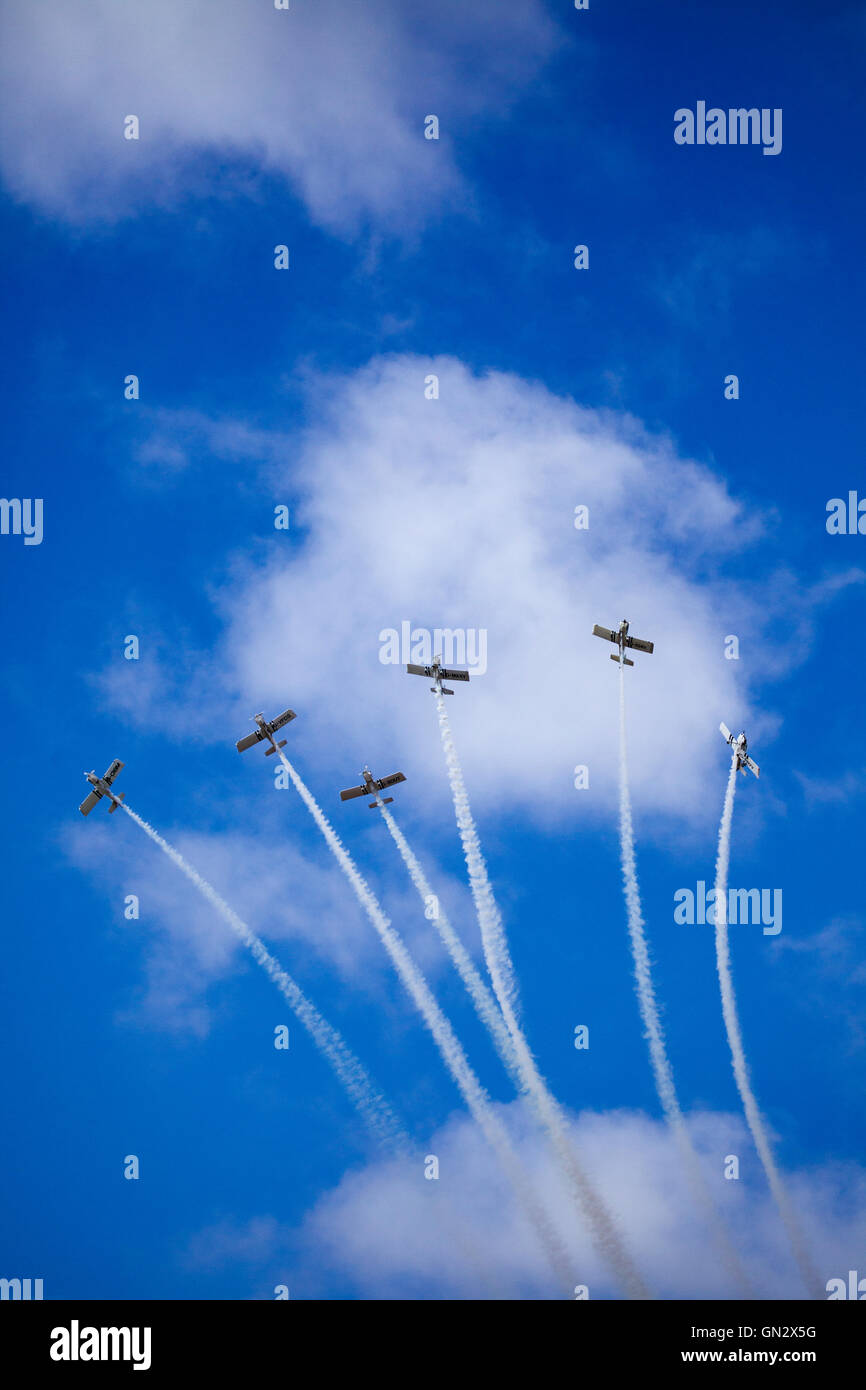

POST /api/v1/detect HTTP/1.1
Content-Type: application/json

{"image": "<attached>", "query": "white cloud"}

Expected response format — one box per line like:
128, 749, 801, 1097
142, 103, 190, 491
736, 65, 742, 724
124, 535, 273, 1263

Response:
182, 1103, 866, 1299
0, 0, 558, 232
100, 354, 858, 832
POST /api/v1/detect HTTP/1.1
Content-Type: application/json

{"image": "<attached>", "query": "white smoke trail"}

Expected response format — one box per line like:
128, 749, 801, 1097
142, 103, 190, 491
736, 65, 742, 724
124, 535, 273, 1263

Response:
616, 664, 753, 1295
378, 804, 521, 1090
432, 692, 651, 1299
120, 801, 405, 1153
714, 756, 822, 1297
276, 751, 577, 1293
433, 693, 521, 1021
121, 801, 518, 1297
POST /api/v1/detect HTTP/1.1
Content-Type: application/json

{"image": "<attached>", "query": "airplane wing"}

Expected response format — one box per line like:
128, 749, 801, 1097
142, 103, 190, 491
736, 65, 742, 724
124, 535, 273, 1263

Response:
375, 772, 406, 791
79, 790, 102, 816
745, 757, 760, 778
719, 722, 732, 743
271, 708, 296, 733
103, 759, 124, 785
438, 668, 470, 682
236, 729, 265, 753
625, 636, 654, 654
406, 664, 431, 677
340, 784, 367, 802
592, 624, 616, 642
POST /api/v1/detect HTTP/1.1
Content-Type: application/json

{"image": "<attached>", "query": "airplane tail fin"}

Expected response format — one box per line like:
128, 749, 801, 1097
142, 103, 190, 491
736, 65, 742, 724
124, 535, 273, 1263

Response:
434, 685, 455, 694
108, 793, 126, 814
369, 797, 394, 808
611, 654, 634, 667
265, 739, 288, 757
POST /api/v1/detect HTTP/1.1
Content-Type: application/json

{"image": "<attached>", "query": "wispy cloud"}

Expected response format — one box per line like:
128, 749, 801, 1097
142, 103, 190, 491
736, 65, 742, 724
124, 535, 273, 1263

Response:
131, 409, 292, 478
0, 0, 559, 234
654, 226, 797, 328
794, 768, 866, 807
773, 916, 866, 1051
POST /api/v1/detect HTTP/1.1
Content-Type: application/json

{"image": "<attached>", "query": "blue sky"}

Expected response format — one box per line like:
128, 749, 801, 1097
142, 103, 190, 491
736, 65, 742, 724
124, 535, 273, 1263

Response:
1, 0, 865, 1300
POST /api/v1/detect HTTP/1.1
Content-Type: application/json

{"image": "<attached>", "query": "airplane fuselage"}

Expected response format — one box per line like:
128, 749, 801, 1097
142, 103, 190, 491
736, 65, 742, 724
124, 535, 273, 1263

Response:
607, 621, 632, 665
428, 660, 453, 694
720, 723, 759, 777
84, 772, 122, 805
253, 715, 284, 752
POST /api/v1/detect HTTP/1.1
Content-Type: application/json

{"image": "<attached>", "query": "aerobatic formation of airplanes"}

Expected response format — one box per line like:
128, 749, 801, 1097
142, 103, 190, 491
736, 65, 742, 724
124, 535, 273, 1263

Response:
235, 708, 297, 756
406, 654, 470, 695
720, 723, 760, 778
340, 766, 407, 809
77, 633, 766, 818
592, 618, 655, 666
79, 759, 126, 816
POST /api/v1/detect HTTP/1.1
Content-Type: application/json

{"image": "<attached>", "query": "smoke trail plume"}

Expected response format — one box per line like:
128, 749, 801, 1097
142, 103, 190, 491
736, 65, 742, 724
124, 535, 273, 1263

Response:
432, 692, 651, 1299
616, 665, 753, 1294
378, 803, 520, 1090
120, 801, 404, 1152
433, 691, 521, 1020
714, 756, 822, 1297
276, 751, 577, 1293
